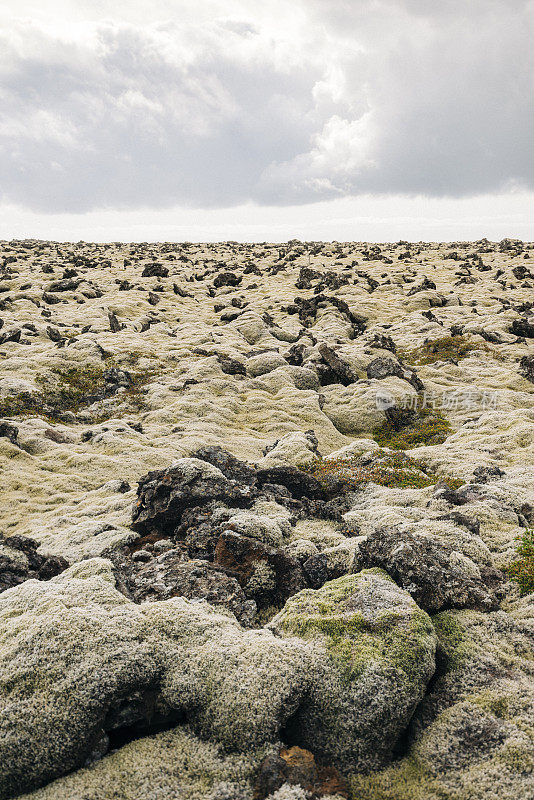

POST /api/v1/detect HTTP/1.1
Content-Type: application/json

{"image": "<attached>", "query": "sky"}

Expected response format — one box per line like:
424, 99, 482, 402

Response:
1, 0, 534, 242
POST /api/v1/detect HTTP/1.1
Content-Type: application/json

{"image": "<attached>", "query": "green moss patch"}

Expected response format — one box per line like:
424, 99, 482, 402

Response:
274, 572, 435, 684
0, 362, 155, 423
373, 409, 452, 449
399, 335, 495, 366
432, 611, 473, 672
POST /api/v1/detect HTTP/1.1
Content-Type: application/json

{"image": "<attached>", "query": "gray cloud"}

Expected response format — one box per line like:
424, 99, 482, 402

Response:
0, 1, 533, 212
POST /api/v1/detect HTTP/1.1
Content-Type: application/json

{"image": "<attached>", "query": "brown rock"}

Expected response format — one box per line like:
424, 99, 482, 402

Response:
254, 746, 348, 799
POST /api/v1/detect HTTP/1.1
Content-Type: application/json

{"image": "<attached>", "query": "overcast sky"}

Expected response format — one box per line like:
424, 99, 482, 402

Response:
1, 0, 534, 242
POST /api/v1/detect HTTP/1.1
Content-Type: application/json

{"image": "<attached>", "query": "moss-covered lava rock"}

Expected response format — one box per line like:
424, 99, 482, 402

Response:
269, 570, 437, 773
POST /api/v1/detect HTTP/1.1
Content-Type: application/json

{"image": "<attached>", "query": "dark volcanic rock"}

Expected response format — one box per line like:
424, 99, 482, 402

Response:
291, 294, 366, 334
132, 458, 254, 535
0, 534, 68, 593
190, 446, 257, 484
46, 325, 62, 342
108, 311, 122, 332
518, 354, 534, 383
213, 531, 306, 607
369, 333, 397, 352
295, 266, 323, 289
254, 746, 348, 799
316, 344, 358, 386
116, 547, 256, 626
357, 526, 505, 612
218, 356, 247, 375
0, 326, 21, 344
213, 271, 242, 288
510, 317, 534, 338
472, 465, 506, 483
0, 422, 18, 445
141, 263, 169, 278
433, 480, 469, 506
47, 278, 81, 292
366, 356, 424, 391
255, 465, 324, 499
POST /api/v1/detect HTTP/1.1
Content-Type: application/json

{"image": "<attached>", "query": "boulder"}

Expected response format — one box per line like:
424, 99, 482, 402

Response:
510, 318, 534, 338
132, 458, 254, 535
316, 344, 358, 387
518, 354, 534, 383
0, 559, 310, 797
366, 357, 424, 392
141, 263, 169, 278
269, 571, 436, 773
190, 446, 257, 485
255, 466, 324, 500
357, 527, 505, 613
351, 605, 534, 800
118, 549, 257, 626
16, 725, 265, 800
247, 352, 288, 377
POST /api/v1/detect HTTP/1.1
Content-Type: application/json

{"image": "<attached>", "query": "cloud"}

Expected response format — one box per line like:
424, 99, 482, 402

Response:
0, 1, 533, 212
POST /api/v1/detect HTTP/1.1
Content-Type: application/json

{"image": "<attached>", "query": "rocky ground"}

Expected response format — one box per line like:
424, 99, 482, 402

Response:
0, 237, 533, 800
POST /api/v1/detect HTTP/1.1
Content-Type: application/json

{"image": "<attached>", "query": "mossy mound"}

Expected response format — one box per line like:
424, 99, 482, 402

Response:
0, 559, 310, 798
269, 571, 437, 773
350, 608, 534, 800
18, 725, 267, 800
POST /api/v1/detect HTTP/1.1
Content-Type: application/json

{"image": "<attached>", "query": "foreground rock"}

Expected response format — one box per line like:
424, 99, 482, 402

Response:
0, 562, 436, 798
351, 602, 534, 800
131, 458, 255, 536
0, 560, 308, 798
254, 745, 349, 799
357, 527, 506, 612
269, 571, 437, 773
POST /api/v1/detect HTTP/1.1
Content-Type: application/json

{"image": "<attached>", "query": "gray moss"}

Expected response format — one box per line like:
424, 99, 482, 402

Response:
19, 725, 269, 800
350, 608, 534, 800
0, 559, 310, 798
1, 561, 436, 797
269, 571, 437, 773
